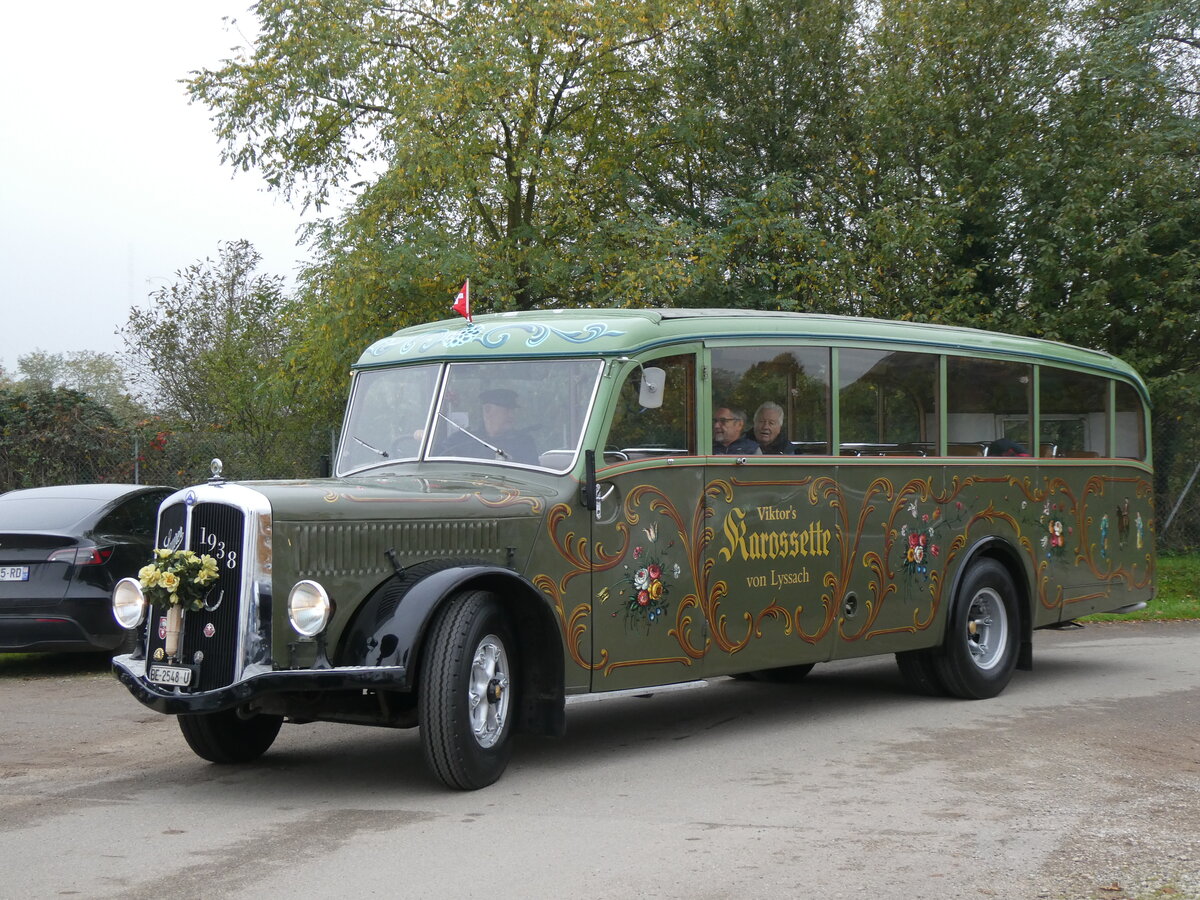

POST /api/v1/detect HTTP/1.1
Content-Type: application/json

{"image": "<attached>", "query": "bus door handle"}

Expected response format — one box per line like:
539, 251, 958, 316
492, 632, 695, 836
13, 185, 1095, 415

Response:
595, 483, 616, 520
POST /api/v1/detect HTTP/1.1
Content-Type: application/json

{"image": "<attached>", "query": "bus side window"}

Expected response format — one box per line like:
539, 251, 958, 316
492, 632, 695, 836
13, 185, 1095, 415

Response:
709, 345, 830, 453
946, 357, 1032, 456
605, 354, 696, 458
839, 349, 938, 454
1040, 367, 1109, 457
1114, 381, 1147, 460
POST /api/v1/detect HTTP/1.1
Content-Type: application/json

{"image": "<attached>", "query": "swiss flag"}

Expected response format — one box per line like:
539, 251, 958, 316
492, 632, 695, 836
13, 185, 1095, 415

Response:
452, 279, 471, 322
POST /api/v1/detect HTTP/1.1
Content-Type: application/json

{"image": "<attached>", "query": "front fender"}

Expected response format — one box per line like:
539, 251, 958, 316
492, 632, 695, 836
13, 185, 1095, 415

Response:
336, 561, 566, 737
337, 563, 538, 670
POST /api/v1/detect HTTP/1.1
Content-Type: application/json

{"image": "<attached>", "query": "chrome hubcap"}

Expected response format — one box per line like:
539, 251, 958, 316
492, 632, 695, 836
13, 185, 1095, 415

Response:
965, 587, 1008, 671
468, 634, 510, 748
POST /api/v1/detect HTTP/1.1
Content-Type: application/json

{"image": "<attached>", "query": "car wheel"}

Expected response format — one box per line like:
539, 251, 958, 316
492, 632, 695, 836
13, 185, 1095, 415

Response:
114, 624, 142, 657
932, 559, 1019, 700
178, 708, 283, 763
419, 590, 515, 790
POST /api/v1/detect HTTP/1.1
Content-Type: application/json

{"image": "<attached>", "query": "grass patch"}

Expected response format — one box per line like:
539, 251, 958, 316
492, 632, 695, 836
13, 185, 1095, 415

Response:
1084, 552, 1200, 622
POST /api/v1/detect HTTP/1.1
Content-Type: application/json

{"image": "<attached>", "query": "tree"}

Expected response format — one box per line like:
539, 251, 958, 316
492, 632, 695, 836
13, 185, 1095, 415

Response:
654, 0, 861, 310
16, 349, 140, 419
15, 350, 62, 392
187, 0, 1200, 459
120, 239, 299, 432
0, 386, 127, 491
189, 0, 715, 396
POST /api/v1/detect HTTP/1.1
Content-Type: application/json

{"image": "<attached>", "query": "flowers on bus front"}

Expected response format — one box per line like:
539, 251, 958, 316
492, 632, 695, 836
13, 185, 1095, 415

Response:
138, 548, 220, 610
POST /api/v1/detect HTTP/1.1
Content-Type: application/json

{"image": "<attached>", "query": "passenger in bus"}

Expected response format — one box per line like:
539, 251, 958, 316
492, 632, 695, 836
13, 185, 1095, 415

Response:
713, 406, 761, 455
442, 388, 540, 464
987, 438, 1030, 457
752, 401, 793, 454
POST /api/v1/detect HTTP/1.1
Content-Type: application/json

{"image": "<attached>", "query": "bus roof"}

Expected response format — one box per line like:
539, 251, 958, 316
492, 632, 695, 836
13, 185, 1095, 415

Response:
356, 308, 1146, 387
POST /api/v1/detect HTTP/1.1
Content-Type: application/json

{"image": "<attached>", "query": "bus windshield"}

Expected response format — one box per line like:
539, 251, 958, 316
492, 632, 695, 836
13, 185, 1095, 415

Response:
337, 358, 604, 475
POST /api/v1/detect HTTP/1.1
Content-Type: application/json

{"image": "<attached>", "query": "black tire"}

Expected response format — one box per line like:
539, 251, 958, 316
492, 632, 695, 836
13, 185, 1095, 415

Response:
932, 559, 1020, 700
178, 709, 283, 764
895, 649, 948, 696
419, 590, 516, 790
114, 626, 140, 657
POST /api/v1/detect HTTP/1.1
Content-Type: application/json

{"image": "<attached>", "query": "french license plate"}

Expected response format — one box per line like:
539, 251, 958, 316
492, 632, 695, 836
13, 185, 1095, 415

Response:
148, 664, 193, 687
0, 566, 29, 582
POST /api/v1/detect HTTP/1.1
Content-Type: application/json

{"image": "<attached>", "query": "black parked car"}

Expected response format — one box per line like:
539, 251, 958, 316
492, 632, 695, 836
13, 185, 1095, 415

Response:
0, 484, 172, 653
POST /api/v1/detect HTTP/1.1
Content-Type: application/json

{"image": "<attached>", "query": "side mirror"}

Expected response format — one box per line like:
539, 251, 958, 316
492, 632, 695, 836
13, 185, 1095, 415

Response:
639, 367, 666, 409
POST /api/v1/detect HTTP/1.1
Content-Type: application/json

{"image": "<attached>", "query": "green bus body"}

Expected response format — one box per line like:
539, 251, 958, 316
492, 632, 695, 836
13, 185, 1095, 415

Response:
113, 309, 1155, 789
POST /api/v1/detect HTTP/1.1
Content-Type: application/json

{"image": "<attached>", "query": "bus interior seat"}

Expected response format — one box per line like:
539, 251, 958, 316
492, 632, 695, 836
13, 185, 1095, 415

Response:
947, 443, 987, 456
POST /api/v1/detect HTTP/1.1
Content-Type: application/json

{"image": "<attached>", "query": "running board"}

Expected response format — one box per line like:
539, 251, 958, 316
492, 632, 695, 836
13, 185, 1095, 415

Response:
566, 680, 710, 706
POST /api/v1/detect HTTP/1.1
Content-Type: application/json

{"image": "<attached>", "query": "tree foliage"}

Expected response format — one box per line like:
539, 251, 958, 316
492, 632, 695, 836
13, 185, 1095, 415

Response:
0, 386, 127, 492
189, 0, 1199, 424
15, 349, 140, 420
120, 239, 299, 434
191, 0, 716, 400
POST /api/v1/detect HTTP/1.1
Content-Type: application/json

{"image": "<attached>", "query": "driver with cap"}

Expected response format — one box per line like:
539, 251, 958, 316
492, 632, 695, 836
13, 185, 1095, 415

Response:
442, 388, 540, 465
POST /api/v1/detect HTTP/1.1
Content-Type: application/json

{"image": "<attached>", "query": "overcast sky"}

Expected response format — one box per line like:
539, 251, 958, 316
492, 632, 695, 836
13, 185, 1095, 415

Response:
0, 2, 310, 374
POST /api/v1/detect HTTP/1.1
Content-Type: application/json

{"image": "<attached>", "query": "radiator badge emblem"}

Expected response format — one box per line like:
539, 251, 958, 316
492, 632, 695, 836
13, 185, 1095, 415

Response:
158, 616, 168, 640
203, 623, 216, 638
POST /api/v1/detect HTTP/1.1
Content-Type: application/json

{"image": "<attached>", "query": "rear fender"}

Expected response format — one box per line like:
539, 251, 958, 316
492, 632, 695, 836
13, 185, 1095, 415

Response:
948, 536, 1034, 671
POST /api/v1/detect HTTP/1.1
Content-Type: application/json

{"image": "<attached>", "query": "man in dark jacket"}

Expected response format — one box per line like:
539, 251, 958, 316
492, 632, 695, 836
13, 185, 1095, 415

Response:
713, 405, 761, 455
753, 401, 792, 454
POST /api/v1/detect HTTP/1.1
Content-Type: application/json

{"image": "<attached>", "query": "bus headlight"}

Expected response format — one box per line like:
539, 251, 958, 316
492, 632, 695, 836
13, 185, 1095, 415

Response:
112, 577, 147, 629
288, 580, 332, 638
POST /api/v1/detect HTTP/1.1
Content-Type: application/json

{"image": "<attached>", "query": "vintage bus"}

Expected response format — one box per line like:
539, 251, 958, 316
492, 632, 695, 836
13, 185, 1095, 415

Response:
111, 309, 1155, 789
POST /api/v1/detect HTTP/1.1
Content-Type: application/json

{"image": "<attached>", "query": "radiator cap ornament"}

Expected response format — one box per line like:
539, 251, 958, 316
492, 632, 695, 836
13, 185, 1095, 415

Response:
209, 458, 224, 483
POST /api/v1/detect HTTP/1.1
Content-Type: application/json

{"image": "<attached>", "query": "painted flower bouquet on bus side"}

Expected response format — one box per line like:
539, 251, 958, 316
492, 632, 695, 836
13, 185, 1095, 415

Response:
607, 521, 679, 631
137, 548, 220, 611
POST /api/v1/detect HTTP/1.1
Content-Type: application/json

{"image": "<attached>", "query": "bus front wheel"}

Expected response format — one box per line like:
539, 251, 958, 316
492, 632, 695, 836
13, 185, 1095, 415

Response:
419, 590, 516, 790
933, 559, 1019, 700
178, 708, 283, 763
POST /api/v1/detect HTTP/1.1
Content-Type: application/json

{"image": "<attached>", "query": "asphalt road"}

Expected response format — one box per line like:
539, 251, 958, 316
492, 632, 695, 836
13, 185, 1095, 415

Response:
1, 621, 1198, 900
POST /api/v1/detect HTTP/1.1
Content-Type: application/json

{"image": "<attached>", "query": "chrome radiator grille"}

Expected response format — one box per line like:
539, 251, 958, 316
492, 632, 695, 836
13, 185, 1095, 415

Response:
148, 501, 245, 691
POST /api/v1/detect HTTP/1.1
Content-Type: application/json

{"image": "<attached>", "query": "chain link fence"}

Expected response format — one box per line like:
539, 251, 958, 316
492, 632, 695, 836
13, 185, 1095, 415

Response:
1156, 415, 1200, 553
0, 424, 337, 495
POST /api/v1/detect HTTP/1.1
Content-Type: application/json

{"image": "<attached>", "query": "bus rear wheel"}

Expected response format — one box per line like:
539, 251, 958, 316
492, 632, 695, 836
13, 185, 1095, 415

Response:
932, 559, 1019, 700
895, 649, 947, 696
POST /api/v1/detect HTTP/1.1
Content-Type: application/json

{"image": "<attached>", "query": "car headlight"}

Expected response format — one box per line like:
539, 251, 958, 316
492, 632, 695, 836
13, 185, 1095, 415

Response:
288, 580, 332, 638
112, 577, 147, 629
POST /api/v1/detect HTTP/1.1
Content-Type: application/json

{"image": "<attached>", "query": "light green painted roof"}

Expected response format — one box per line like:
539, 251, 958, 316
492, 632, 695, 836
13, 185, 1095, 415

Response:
355, 308, 1146, 390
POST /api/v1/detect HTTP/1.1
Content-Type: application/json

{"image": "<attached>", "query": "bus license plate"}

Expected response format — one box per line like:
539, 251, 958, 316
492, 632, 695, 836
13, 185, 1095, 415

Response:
148, 664, 192, 687
0, 566, 29, 581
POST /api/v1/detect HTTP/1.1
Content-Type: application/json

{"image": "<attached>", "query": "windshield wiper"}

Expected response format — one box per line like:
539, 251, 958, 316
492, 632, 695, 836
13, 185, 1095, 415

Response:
437, 412, 509, 459
352, 435, 389, 458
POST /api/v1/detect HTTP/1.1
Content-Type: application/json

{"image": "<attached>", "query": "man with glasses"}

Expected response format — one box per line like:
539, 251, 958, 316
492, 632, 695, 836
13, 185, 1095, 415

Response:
712, 406, 761, 455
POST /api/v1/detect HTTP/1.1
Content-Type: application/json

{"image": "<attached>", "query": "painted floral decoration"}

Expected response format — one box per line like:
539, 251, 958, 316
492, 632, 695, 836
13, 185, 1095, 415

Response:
612, 521, 674, 630
138, 548, 220, 611
1039, 501, 1071, 560
899, 503, 944, 580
